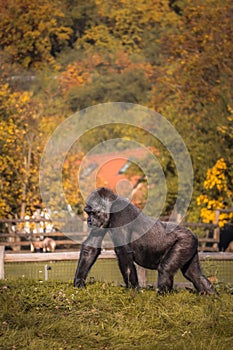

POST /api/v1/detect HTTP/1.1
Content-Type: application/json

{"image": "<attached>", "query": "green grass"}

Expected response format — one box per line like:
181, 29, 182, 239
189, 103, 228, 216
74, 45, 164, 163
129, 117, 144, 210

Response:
0, 280, 233, 350
5, 259, 233, 285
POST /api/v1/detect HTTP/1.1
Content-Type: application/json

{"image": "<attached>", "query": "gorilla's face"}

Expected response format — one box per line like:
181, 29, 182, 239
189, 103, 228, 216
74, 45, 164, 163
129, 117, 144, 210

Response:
84, 204, 111, 228
84, 192, 111, 228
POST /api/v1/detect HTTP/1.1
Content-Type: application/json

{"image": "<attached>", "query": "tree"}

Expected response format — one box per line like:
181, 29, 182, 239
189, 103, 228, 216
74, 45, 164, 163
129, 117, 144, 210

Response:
77, 0, 175, 53
0, 0, 72, 69
148, 0, 233, 219
59, 50, 153, 111
65, 0, 99, 46
0, 83, 41, 218
197, 158, 233, 227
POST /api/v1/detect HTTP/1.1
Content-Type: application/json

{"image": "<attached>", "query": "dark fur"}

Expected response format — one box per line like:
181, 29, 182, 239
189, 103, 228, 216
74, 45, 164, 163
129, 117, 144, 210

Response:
74, 188, 215, 294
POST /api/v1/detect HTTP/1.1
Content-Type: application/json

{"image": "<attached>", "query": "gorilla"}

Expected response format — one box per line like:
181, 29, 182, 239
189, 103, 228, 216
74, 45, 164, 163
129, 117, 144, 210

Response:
74, 187, 215, 294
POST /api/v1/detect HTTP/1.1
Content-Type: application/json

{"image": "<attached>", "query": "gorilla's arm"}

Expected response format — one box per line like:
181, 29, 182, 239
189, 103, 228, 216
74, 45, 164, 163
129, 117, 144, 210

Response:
74, 229, 105, 287
114, 246, 139, 288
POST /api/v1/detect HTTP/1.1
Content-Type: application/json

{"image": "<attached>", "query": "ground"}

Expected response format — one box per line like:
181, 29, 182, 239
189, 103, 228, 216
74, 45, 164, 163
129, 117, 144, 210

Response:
0, 280, 233, 350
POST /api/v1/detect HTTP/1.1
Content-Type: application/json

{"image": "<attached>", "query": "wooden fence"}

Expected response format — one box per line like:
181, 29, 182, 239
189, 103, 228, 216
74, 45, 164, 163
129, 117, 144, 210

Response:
0, 231, 86, 249
0, 217, 88, 251
0, 218, 221, 252
1, 247, 233, 286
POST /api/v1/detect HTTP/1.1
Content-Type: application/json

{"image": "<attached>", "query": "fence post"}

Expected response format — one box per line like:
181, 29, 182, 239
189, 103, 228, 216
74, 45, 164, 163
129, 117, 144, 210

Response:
213, 210, 220, 250
0, 246, 5, 279
136, 264, 147, 288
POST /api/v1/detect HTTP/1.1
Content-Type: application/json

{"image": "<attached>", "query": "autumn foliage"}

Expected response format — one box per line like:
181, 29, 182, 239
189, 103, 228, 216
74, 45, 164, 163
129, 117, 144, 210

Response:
0, 0, 232, 223
197, 159, 233, 227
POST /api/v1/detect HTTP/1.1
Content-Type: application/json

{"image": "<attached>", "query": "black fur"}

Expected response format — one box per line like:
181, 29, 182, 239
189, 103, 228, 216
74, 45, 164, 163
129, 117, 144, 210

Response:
74, 188, 215, 294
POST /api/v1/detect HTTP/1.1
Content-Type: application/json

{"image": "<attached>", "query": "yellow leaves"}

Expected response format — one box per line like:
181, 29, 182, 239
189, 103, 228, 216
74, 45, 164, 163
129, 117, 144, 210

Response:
92, 0, 171, 53
0, 0, 72, 68
196, 194, 208, 206
0, 82, 42, 218
79, 24, 121, 52
0, 119, 16, 140
0, 83, 33, 123
203, 158, 228, 192
197, 158, 233, 226
16, 91, 32, 107
0, 83, 10, 97
218, 105, 233, 138
0, 198, 11, 217
200, 207, 233, 228
227, 105, 233, 115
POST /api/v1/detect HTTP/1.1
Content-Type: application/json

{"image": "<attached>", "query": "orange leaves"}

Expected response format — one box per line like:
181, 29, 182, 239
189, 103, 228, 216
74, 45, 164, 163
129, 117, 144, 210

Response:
113, 51, 153, 78
59, 50, 153, 97
59, 54, 98, 95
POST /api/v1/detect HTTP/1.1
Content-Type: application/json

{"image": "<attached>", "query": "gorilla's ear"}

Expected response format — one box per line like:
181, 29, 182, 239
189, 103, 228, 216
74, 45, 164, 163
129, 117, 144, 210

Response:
97, 187, 117, 202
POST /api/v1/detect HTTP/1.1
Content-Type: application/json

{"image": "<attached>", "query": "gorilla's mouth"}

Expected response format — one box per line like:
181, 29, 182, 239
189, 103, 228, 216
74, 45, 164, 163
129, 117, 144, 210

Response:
87, 219, 102, 228
87, 218, 94, 227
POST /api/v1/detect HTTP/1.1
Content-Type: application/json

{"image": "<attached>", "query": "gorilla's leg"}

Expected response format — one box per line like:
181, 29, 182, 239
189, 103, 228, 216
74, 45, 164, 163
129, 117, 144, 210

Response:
157, 239, 197, 293
157, 269, 174, 293
157, 258, 177, 294
181, 252, 215, 294
115, 247, 139, 288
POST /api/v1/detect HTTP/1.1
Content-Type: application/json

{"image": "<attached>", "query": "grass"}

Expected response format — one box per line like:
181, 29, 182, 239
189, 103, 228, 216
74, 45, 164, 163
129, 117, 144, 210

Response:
0, 280, 233, 350
4, 259, 233, 284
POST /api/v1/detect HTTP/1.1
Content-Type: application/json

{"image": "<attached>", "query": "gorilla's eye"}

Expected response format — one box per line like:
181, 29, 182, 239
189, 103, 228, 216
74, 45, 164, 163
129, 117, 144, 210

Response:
90, 210, 100, 217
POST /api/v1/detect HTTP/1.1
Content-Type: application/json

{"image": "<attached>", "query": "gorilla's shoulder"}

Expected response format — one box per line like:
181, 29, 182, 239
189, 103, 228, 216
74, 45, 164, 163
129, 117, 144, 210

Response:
111, 196, 139, 214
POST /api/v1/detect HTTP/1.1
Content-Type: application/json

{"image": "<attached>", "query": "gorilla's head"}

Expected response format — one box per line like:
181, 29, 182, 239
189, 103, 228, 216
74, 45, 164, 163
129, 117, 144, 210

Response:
84, 188, 117, 228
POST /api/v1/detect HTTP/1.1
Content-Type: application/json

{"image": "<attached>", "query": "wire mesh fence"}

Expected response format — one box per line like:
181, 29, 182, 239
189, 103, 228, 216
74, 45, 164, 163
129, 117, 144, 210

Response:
3, 253, 233, 287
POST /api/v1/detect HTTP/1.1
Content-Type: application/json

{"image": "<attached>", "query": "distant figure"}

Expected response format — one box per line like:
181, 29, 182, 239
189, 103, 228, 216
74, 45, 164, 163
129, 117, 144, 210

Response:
31, 238, 56, 253
219, 223, 233, 251
225, 241, 233, 252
